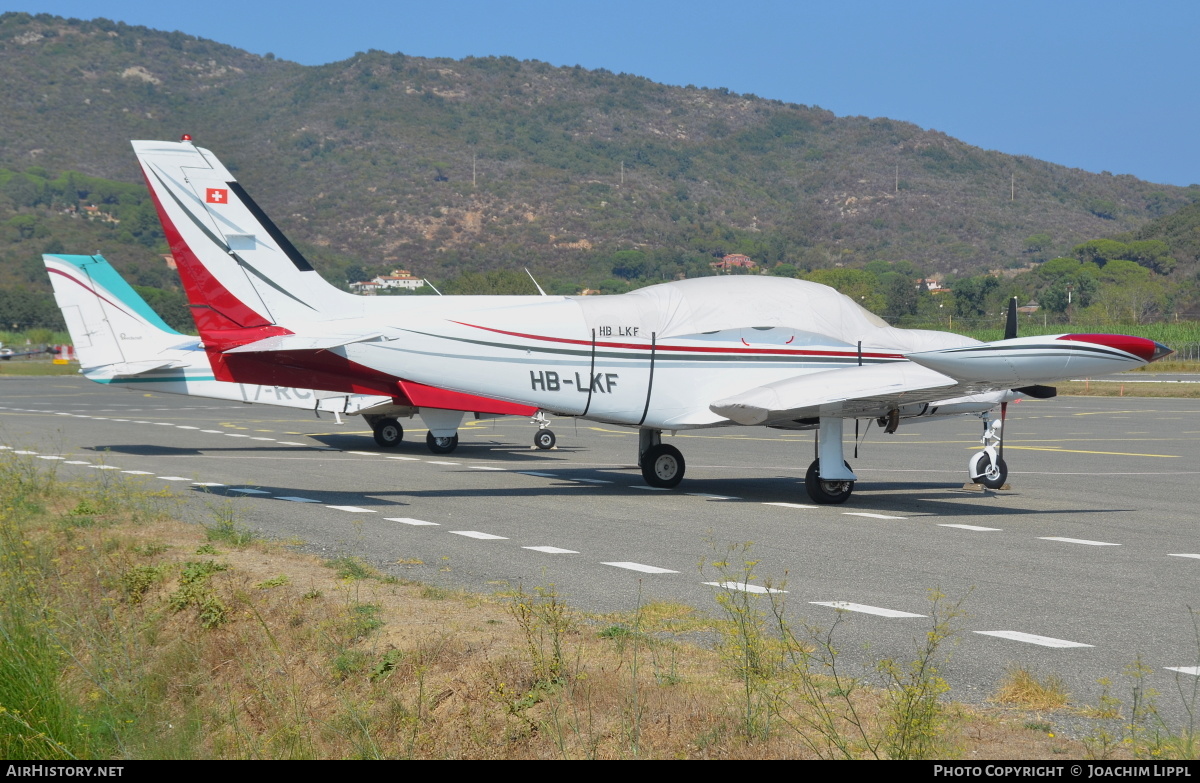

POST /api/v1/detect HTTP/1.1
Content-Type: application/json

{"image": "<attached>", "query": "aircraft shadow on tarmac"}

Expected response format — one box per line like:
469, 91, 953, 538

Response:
188, 483, 414, 510
181, 467, 1132, 520
86, 444, 209, 457
306, 435, 587, 460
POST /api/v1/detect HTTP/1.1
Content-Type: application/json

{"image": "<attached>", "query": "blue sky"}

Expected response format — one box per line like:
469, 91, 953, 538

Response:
13, 1, 1200, 186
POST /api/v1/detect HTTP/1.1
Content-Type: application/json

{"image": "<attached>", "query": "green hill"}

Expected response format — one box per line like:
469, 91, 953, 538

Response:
2, 11, 1196, 290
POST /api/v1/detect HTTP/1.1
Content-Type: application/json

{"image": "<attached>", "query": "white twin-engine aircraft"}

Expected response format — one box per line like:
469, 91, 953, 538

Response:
132, 138, 1172, 504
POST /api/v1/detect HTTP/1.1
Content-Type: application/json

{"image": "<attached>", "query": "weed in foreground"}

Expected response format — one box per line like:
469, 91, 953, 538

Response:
704, 538, 968, 759
167, 560, 231, 629
1081, 614, 1200, 760
704, 540, 776, 743
508, 582, 572, 686
327, 556, 376, 580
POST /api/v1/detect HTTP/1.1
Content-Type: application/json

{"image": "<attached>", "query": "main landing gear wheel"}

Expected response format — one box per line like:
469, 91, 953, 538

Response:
804, 459, 854, 505
641, 444, 685, 489
968, 452, 1007, 489
372, 418, 404, 448
534, 429, 556, 450
426, 431, 459, 454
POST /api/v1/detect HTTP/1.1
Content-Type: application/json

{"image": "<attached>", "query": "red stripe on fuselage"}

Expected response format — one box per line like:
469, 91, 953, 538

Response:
450, 321, 904, 359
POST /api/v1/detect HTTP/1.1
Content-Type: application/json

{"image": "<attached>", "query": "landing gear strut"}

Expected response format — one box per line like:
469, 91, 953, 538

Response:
802, 417, 857, 504
968, 417, 1007, 489
638, 428, 685, 488
532, 411, 556, 450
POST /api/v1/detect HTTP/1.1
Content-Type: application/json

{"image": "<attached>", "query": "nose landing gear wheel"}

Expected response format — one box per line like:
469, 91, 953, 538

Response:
804, 459, 854, 505
640, 444, 685, 488
534, 429, 556, 450
426, 432, 459, 454
968, 452, 1007, 489
372, 418, 404, 448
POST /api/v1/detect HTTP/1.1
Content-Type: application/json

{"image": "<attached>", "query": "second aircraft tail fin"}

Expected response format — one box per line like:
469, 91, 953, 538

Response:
43, 253, 196, 371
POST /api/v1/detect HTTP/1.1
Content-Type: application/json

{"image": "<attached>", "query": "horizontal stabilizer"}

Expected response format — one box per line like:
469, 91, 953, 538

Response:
223, 333, 388, 354
109, 359, 189, 375
710, 363, 956, 425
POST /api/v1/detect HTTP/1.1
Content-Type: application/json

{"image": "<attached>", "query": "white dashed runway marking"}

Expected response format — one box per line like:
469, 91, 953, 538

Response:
1165, 666, 1200, 676
764, 502, 817, 509
843, 512, 907, 520
523, 546, 579, 554
326, 506, 375, 513
450, 530, 507, 540
939, 524, 1002, 532
1039, 537, 1120, 547
810, 602, 926, 618
974, 630, 1092, 648
122, 470, 154, 475
230, 488, 270, 494
157, 476, 192, 482
602, 562, 678, 574
276, 496, 321, 503
704, 581, 786, 594
1169, 554, 1200, 560
385, 517, 440, 526
688, 493, 739, 500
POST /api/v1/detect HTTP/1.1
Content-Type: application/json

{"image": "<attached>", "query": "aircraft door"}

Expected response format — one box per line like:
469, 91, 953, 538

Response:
578, 330, 657, 426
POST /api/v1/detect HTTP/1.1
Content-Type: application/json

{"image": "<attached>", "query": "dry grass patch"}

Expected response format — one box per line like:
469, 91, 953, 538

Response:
992, 666, 1071, 711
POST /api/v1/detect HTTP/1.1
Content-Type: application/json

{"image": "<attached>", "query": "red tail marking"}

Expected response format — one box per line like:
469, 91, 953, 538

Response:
140, 163, 290, 351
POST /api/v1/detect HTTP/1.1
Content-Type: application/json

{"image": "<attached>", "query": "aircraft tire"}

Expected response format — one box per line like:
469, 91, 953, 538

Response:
426, 431, 459, 454
804, 459, 854, 505
969, 452, 1007, 489
534, 429, 556, 450
641, 444, 685, 488
373, 418, 404, 448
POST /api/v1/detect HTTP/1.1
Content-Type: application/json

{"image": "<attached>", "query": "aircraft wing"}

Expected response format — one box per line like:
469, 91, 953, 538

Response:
710, 362, 960, 425
710, 332, 1174, 426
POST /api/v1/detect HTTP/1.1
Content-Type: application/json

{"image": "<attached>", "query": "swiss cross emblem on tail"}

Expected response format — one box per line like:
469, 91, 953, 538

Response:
205, 188, 228, 204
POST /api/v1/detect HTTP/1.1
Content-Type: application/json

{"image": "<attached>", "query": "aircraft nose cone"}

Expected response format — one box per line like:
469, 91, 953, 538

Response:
1151, 341, 1174, 362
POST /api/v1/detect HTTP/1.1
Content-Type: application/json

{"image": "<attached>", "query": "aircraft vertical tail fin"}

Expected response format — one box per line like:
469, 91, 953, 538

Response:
42, 254, 194, 370
131, 139, 360, 339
